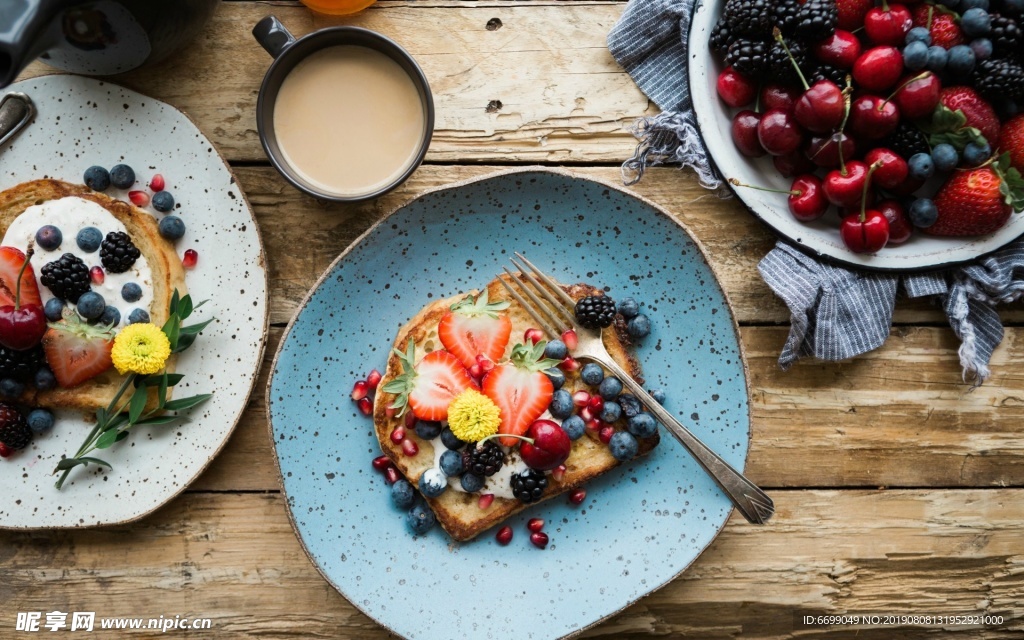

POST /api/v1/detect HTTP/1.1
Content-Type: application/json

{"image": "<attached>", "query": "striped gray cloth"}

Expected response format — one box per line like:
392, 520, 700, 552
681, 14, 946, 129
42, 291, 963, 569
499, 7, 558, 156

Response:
608, 0, 1024, 383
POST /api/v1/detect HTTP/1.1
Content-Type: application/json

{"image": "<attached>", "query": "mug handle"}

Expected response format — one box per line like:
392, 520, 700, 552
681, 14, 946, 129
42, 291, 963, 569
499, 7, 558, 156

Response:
253, 16, 296, 58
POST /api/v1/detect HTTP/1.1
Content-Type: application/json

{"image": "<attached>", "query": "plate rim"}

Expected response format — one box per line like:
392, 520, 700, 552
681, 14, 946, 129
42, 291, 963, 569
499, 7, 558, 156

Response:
265, 165, 752, 639
0, 73, 271, 530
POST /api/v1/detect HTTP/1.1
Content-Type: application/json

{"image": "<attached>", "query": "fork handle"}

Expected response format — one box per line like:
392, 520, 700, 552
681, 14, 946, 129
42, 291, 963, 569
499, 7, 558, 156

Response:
600, 359, 774, 525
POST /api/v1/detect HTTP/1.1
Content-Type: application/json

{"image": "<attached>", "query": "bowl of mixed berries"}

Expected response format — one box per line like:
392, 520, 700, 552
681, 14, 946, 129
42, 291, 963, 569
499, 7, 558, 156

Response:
691, 0, 1024, 269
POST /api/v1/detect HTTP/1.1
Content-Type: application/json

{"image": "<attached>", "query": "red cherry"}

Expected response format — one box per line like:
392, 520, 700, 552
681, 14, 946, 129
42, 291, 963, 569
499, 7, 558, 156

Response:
773, 151, 816, 177
852, 46, 904, 92
841, 209, 891, 253
518, 420, 572, 471
0, 442, 11, 458
805, 132, 856, 168
894, 72, 941, 120
0, 248, 46, 351
731, 110, 765, 158
757, 108, 804, 156
716, 66, 757, 108
864, 148, 909, 190
823, 160, 871, 208
878, 199, 913, 244
813, 30, 862, 69
788, 175, 829, 222
864, 4, 913, 46
794, 80, 845, 133
848, 95, 900, 140
760, 84, 801, 112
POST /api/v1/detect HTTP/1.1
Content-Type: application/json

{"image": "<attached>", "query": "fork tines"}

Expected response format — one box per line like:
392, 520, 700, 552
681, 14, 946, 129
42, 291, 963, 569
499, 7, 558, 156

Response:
498, 253, 576, 339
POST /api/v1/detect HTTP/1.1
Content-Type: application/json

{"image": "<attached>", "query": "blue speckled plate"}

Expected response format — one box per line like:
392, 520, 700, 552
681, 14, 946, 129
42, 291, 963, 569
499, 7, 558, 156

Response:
267, 168, 749, 639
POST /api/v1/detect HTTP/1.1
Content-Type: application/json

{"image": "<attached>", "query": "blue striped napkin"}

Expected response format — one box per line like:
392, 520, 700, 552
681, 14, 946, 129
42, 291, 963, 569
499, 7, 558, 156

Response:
608, 0, 1024, 383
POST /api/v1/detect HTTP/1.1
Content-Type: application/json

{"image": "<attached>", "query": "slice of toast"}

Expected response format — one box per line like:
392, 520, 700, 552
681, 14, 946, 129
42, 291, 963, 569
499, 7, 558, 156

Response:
0, 179, 187, 410
373, 272, 659, 541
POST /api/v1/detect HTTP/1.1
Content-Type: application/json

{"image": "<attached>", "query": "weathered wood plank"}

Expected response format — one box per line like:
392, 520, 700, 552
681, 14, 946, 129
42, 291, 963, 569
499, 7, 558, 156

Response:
19, 1, 654, 164
3, 491, 1022, 639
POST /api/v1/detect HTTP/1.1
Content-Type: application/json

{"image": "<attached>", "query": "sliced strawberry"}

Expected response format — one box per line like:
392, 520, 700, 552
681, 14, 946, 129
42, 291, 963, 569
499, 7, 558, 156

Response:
0, 247, 42, 308
381, 341, 477, 421
481, 341, 561, 447
437, 291, 512, 369
41, 316, 114, 388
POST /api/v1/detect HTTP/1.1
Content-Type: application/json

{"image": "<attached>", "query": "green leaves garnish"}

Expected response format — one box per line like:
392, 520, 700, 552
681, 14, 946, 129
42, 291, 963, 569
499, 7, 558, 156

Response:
995, 152, 1024, 213
921, 104, 987, 152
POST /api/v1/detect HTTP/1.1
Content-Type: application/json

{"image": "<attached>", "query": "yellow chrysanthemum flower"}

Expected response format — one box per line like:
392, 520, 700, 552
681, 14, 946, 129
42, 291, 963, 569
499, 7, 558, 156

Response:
447, 389, 501, 442
111, 323, 171, 375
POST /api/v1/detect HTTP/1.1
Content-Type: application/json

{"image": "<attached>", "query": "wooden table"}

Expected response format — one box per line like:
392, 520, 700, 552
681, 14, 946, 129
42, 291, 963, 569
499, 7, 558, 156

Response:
7, 2, 1024, 638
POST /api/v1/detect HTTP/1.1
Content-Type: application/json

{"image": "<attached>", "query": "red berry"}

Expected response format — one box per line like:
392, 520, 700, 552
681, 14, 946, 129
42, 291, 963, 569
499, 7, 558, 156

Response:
773, 151, 816, 177
469, 363, 483, 379
529, 531, 549, 549
357, 397, 372, 415
580, 406, 594, 422
572, 390, 591, 407
89, 266, 104, 285
527, 518, 545, 533
401, 438, 419, 457
599, 426, 615, 444
894, 72, 941, 120
128, 190, 150, 207
805, 132, 856, 168
366, 369, 382, 390
560, 330, 578, 350
182, 249, 198, 269
0, 442, 10, 458
837, 0, 873, 31
551, 464, 566, 482
760, 84, 801, 112
840, 210, 891, 254
559, 356, 579, 372
569, 488, 587, 505
384, 467, 400, 484
732, 110, 766, 158
878, 199, 913, 245
404, 412, 418, 429
150, 174, 166, 192
848, 95, 900, 140
864, 148, 908, 190
496, 526, 513, 545
524, 328, 544, 344
352, 380, 369, 401
716, 66, 757, 108
372, 455, 392, 471
823, 161, 871, 209
813, 30, 861, 68
478, 493, 495, 510
756, 108, 803, 156
788, 175, 829, 222
794, 81, 845, 134
390, 426, 406, 444
864, 4, 913, 46
587, 395, 604, 413
585, 418, 601, 431
852, 46, 904, 92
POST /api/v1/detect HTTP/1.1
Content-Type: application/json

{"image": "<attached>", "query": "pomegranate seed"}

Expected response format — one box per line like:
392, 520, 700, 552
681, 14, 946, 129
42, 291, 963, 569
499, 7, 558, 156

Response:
527, 518, 545, 533
524, 328, 544, 344
390, 426, 405, 444
404, 412, 418, 430
366, 369, 382, 390
351, 380, 369, 401
585, 418, 602, 431
468, 363, 483, 379
580, 406, 594, 422
530, 532, 549, 549
402, 439, 419, 457
572, 390, 591, 407
89, 266, 104, 285
0, 442, 10, 458
357, 397, 372, 415
551, 465, 566, 482
560, 356, 580, 372
385, 407, 397, 418
372, 455, 391, 471
496, 526, 513, 545
182, 249, 198, 269
478, 493, 495, 510
599, 426, 615, 444
384, 467, 400, 484
128, 190, 150, 207
476, 354, 495, 372
150, 174, 165, 192
569, 488, 587, 505
561, 330, 578, 350
588, 396, 604, 413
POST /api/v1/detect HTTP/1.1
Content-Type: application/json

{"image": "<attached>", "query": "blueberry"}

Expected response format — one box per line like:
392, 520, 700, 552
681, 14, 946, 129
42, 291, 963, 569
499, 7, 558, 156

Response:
618, 393, 642, 418
121, 282, 143, 303
97, 305, 120, 327
931, 143, 959, 172
543, 339, 567, 360
946, 44, 976, 76
961, 8, 991, 37
158, 215, 186, 241
35, 225, 62, 251
926, 45, 949, 72
440, 426, 466, 450
548, 389, 574, 419
128, 308, 150, 324
905, 26, 932, 45
963, 141, 991, 166
34, 367, 56, 391
459, 472, 484, 492
0, 378, 24, 398
543, 366, 565, 390
76, 227, 103, 252
627, 412, 658, 438
109, 164, 136, 189
83, 166, 110, 191
405, 502, 436, 535
418, 468, 448, 498
608, 431, 639, 461
580, 363, 604, 386
27, 408, 55, 434
439, 449, 464, 476
44, 297, 65, 322
600, 401, 622, 423
76, 291, 106, 319
908, 152, 935, 180
627, 314, 651, 339
561, 415, 586, 440
415, 420, 442, 440
909, 198, 939, 228
970, 37, 993, 61
152, 190, 175, 213
649, 388, 667, 404
390, 479, 415, 509
902, 40, 929, 71
598, 376, 623, 399
617, 297, 640, 318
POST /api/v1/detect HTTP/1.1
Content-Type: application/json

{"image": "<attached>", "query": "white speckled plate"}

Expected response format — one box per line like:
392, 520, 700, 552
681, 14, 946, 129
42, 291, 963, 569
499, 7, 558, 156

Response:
0, 75, 268, 529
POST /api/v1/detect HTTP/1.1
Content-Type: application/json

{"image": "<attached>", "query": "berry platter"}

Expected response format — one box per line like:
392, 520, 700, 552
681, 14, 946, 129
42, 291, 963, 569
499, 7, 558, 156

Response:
690, 0, 1024, 271
266, 168, 750, 640
0, 75, 268, 528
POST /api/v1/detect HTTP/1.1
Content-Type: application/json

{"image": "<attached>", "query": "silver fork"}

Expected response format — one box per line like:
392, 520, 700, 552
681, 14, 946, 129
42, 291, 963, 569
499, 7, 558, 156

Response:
499, 253, 774, 525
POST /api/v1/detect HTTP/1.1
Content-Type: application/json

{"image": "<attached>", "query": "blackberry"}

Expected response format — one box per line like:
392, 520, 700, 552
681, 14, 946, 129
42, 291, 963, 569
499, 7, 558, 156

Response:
40, 253, 90, 303
793, 0, 837, 41
99, 231, 141, 274
0, 345, 44, 382
0, 404, 31, 450
725, 38, 769, 77
766, 38, 810, 84
883, 123, 930, 160
463, 440, 504, 477
973, 58, 1024, 101
574, 295, 617, 329
773, 0, 802, 36
710, 19, 735, 53
510, 469, 548, 504
989, 14, 1022, 57
722, 0, 773, 38
809, 64, 847, 87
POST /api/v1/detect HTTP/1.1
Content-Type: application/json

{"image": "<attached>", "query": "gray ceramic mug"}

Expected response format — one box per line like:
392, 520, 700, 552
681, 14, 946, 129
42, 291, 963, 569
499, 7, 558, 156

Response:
252, 16, 434, 202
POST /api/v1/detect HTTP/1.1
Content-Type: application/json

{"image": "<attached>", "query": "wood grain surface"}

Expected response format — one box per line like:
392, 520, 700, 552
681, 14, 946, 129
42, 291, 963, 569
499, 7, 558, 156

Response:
6, 0, 1024, 638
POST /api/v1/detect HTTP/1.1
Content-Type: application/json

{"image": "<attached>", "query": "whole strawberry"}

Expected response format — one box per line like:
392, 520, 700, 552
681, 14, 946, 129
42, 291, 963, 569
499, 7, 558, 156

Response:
836, 0, 873, 31
912, 4, 965, 48
929, 156, 1024, 236
940, 87, 1001, 146
1000, 114, 1024, 173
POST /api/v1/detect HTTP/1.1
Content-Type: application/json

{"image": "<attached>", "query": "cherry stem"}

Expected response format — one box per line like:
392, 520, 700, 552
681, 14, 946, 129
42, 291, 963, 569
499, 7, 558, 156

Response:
882, 72, 932, 107
13, 244, 33, 311
927, 5, 934, 30
838, 77, 853, 174
773, 27, 809, 91
860, 161, 884, 223
881, 0, 889, 11
480, 433, 535, 447
729, 178, 799, 196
